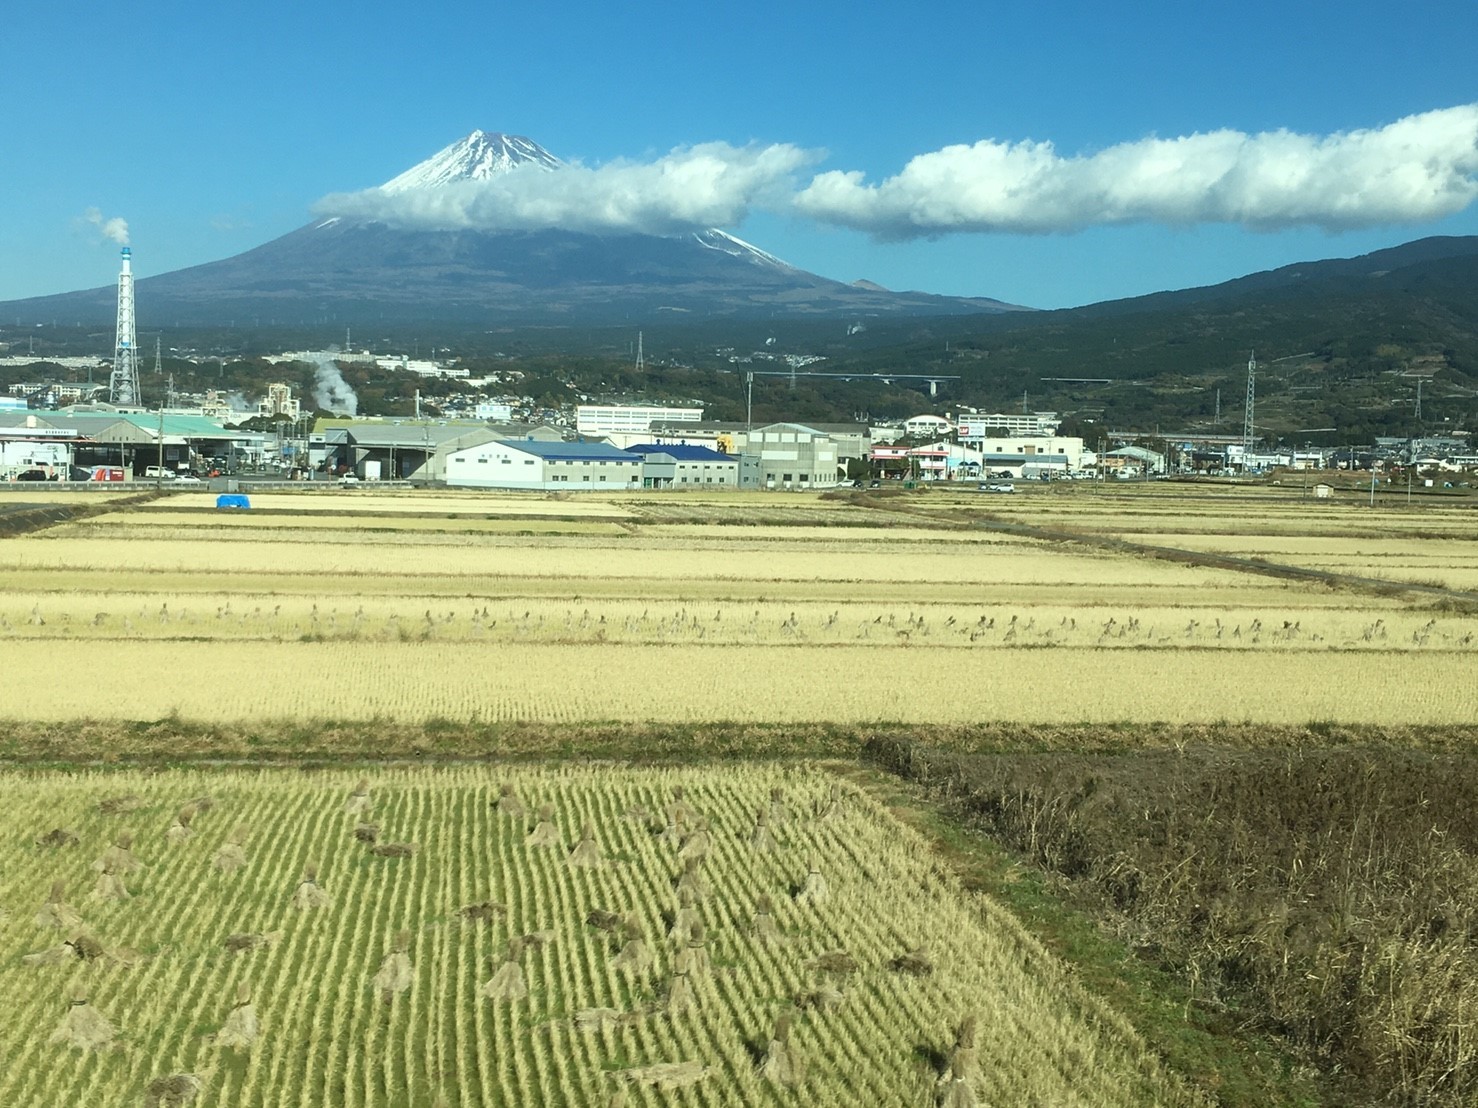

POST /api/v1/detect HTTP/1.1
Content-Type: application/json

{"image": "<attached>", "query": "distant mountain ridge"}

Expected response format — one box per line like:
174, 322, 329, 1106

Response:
2, 131, 1019, 326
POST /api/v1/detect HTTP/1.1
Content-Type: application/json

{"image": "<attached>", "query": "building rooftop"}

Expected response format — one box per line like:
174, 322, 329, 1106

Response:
625, 443, 736, 462
499, 440, 640, 462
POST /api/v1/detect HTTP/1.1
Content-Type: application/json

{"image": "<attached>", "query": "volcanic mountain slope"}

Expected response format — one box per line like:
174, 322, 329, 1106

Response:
5, 131, 1018, 326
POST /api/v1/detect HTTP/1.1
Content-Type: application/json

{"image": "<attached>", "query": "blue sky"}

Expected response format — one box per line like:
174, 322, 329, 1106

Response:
5, 0, 1476, 309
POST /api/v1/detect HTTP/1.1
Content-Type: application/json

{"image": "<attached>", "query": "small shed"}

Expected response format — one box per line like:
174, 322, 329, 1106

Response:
1312, 483, 1334, 499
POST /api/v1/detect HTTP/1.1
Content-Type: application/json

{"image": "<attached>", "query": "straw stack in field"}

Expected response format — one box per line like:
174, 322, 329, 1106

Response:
292, 865, 332, 910
373, 930, 414, 1002
94, 832, 143, 875
795, 857, 829, 905
215, 983, 258, 1051
48, 988, 115, 1050
526, 805, 562, 848
610, 914, 651, 974
143, 1071, 207, 1107
344, 779, 371, 815
759, 1013, 804, 1086
768, 786, 790, 825
495, 784, 528, 819
668, 886, 700, 946
212, 826, 249, 873
749, 809, 776, 851
165, 805, 196, 843
483, 938, 527, 1000
751, 895, 781, 942
91, 866, 131, 902
567, 822, 604, 868
35, 881, 84, 931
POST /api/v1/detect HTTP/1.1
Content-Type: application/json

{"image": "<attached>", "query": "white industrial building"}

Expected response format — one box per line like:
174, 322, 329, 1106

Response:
575, 404, 703, 436
748, 423, 842, 489
444, 439, 642, 490
957, 412, 1061, 438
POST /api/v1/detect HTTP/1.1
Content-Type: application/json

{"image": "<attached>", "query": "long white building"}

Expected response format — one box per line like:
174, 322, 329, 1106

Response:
575, 405, 702, 436
444, 439, 643, 490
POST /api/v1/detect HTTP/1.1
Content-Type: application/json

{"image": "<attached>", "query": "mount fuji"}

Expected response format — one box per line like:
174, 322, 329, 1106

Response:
4, 131, 1020, 327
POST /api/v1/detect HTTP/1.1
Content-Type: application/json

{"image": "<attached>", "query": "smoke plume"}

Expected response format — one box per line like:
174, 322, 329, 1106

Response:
83, 207, 130, 246
312, 356, 358, 416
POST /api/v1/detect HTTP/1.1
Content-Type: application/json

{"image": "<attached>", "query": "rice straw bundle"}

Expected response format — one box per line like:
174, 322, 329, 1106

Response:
98, 794, 143, 815
939, 1056, 979, 1108
668, 886, 700, 946
677, 820, 710, 864
759, 1014, 804, 1086
495, 784, 528, 819
143, 1072, 206, 1107
215, 983, 259, 1051
48, 989, 115, 1050
91, 867, 131, 902
611, 914, 651, 974
94, 832, 143, 875
675, 857, 708, 900
795, 857, 829, 905
373, 929, 414, 1002
751, 895, 781, 942
34, 828, 78, 848
684, 921, 710, 975
352, 822, 379, 843
458, 901, 505, 923
665, 951, 696, 1015
793, 984, 844, 1010
620, 1060, 708, 1090
35, 881, 85, 931
768, 786, 791, 825
889, 944, 934, 976
292, 864, 332, 910
525, 805, 562, 848
749, 809, 776, 852
369, 841, 419, 858
344, 779, 371, 815
567, 822, 603, 868
212, 826, 249, 873
165, 805, 196, 843
664, 786, 697, 828
224, 930, 283, 954
815, 783, 844, 821
808, 950, 858, 979
483, 938, 527, 1000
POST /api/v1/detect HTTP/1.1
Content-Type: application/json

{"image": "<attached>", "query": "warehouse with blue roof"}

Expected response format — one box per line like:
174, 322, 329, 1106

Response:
624, 443, 739, 488
443, 438, 643, 490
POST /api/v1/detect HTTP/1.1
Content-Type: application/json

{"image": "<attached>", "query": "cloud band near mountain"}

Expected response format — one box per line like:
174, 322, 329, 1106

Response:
794, 104, 1478, 236
315, 105, 1478, 239
315, 142, 818, 236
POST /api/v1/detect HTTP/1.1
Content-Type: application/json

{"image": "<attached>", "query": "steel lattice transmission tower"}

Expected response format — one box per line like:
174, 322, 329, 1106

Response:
110, 246, 141, 406
1241, 351, 1257, 464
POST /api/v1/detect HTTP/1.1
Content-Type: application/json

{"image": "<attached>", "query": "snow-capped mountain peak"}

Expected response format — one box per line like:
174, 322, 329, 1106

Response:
380, 131, 563, 192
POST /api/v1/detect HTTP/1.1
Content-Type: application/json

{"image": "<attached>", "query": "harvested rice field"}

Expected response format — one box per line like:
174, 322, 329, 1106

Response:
0, 765, 1196, 1107
0, 485, 1473, 724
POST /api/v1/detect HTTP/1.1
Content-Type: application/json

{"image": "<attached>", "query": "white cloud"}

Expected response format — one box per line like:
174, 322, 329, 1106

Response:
793, 104, 1478, 237
315, 142, 820, 236
81, 207, 130, 246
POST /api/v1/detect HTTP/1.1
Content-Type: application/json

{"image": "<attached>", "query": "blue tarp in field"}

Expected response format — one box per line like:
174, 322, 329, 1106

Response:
215, 494, 251, 510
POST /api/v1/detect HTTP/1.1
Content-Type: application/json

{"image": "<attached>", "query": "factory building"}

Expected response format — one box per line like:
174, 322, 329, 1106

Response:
747, 423, 843, 489
444, 439, 643, 490
625, 443, 740, 488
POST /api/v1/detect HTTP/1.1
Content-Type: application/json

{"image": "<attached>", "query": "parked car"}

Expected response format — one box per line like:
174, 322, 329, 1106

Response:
981, 482, 1015, 493
173, 474, 203, 485
338, 474, 361, 486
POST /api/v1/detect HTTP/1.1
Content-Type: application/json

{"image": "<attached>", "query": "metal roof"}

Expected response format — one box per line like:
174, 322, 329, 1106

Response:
497, 440, 641, 462
624, 443, 736, 462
